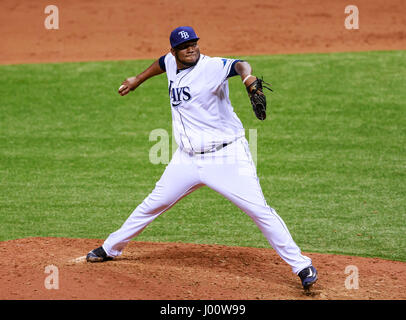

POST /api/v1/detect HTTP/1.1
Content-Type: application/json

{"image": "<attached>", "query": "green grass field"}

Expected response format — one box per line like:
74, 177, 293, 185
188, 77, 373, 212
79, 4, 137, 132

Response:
1, 50, 405, 261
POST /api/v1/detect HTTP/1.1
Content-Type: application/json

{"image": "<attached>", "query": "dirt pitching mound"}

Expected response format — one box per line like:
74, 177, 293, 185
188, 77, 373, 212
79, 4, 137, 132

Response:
0, 237, 405, 300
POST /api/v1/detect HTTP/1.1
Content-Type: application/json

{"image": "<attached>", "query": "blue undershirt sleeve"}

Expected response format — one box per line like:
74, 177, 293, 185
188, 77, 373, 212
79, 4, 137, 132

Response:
158, 55, 166, 72
226, 59, 243, 78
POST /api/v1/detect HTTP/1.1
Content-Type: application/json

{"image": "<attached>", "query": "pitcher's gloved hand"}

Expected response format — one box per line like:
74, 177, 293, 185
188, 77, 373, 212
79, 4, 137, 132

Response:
246, 77, 273, 120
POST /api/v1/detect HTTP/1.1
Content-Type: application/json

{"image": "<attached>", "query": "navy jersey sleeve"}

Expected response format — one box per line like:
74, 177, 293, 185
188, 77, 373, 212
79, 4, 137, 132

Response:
158, 55, 166, 72
226, 59, 243, 78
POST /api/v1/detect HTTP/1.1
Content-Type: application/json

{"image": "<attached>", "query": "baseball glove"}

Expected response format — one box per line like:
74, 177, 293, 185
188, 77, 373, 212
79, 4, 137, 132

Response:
246, 77, 273, 120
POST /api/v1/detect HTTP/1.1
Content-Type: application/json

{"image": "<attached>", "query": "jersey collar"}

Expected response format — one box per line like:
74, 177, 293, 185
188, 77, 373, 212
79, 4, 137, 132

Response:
176, 54, 203, 74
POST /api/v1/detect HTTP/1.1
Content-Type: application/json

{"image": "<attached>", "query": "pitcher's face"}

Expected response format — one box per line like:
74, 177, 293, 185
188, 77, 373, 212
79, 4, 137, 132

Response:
172, 40, 200, 68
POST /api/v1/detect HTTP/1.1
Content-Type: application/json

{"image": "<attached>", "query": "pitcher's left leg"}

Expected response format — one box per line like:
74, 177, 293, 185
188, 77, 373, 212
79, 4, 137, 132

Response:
201, 138, 312, 274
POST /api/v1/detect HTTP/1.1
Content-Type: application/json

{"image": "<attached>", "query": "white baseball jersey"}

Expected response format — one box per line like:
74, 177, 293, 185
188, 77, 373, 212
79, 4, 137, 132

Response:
160, 53, 245, 153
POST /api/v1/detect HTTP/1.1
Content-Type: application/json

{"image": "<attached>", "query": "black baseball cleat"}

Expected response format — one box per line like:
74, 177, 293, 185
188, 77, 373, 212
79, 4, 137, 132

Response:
298, 266, 318, 290
86, 246, 113, 263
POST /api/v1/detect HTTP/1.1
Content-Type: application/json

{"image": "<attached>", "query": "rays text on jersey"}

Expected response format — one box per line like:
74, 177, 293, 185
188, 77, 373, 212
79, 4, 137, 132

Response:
169, 80, 191, 107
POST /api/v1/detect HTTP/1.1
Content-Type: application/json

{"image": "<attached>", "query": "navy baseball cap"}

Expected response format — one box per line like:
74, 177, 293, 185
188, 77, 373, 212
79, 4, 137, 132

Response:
170, 26, 199, 48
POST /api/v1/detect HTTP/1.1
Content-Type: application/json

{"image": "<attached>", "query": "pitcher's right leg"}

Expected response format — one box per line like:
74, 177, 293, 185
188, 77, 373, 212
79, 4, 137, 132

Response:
102, 149, 202, 258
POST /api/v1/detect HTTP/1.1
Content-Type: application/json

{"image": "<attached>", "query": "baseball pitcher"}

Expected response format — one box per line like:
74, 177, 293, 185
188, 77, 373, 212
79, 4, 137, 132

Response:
86, 26, 318, 290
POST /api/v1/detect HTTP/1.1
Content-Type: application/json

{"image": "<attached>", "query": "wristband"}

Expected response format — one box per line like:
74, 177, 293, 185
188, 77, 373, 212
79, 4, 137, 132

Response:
243, 75, 254, 85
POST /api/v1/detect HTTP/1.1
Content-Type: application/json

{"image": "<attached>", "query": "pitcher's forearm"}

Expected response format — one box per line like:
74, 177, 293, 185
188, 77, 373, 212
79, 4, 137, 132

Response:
135, 60, 165, 85
119, 59, 165, 96
235, 61, 252, 81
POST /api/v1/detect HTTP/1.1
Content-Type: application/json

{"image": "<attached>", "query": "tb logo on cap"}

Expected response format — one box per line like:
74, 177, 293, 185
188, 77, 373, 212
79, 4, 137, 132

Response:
178, 31, 190, 39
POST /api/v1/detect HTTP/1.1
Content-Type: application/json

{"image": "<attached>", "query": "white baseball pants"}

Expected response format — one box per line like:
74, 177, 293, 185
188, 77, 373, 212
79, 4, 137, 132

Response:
103, 137, 311, 274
